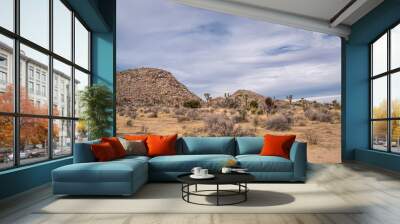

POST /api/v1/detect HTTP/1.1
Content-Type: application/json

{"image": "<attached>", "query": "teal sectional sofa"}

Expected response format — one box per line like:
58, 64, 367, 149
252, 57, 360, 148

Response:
52, 137, 307, 196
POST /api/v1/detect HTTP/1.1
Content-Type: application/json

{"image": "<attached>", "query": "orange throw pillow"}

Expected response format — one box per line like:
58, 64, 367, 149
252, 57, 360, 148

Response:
124, 135, 148, 141
260, 134, 296, 159
91, 142, 117, 162
146, 134, 177, 157
101, 137, 126, 158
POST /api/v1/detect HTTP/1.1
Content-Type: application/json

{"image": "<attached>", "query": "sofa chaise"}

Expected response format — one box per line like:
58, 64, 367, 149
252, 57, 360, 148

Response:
52, 137, 307, 196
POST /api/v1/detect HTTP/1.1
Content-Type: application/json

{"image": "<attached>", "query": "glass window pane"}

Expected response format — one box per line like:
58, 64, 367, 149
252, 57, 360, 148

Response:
74, 69, 89, 118
20, 0, 49, 49
372, 33, 387, 76
20, 44, 49, 115
75, 18, 89, 70
372, 121, 388, 151
53, 119, 72, 157
53, 0, 72, 60
372, 76, 387, 119
0, 116, 14, 170
391, 120, 400, 153
0, 34, 14, 112
0, 0, 14, 31
20, 117, 49, 165
391, 72, 400, 118
53, 59, 72, 117
391, 24, 400, 70
75, 120, 88, 143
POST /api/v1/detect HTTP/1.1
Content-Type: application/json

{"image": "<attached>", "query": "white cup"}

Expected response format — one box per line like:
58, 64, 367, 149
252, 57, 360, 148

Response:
221, 167, 232, 174
191, 167, 202, 176
200, 169, 208, 176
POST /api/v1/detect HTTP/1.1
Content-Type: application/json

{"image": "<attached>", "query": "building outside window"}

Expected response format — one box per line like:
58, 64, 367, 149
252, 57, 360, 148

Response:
41, 85, 46, 97
0, 54, 7, 88
28, 81, 34, 94
28, 66, 34, 80
371, 23, 400, 154
0, 0, 91, 170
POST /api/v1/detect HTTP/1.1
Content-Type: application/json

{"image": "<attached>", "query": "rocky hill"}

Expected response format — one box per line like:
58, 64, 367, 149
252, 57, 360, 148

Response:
209, 89, 268, 109
117, 68, 202, 108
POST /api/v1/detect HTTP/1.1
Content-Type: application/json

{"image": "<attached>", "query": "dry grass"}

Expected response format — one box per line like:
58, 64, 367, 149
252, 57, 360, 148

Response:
117, 105, 341, 164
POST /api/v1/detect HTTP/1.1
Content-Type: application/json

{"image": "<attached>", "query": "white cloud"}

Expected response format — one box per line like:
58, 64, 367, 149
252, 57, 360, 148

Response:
117, 0, 341, 100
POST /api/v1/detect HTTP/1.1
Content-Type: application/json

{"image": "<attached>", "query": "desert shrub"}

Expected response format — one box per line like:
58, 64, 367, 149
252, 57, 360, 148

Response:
126, 119, 133, 127
232, 110, 248, 123
147, 111, 158, 118
304, 108, 332, 122
265, 114, 292, 131
305, 130, 318, 145
252, 116, 260, 127
161, 107, 170, 114
232, 126, 256, 136
127, 110, 137, 119
186, 109, 201, 120
177, 116, 190, 122
297, 121, 306, 126
203, 114, 234, 136
183, 100, 201, 108
143, 108, 152, 114
174, 108, 187, 116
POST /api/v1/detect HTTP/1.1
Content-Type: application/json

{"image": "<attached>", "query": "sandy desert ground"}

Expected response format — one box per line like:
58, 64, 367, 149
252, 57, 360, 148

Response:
117, 106, 341, 164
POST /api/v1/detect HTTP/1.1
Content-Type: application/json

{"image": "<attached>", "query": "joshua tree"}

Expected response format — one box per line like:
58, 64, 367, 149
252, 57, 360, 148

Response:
286, 95, 293, 105
265, 97, 274, 115
249, 100, 258, 109
204, 93, 211, 103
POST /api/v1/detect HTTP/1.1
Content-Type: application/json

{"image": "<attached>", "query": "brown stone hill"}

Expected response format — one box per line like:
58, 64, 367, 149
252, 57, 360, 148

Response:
209, 89, 269, 109
117, 68, 202, 108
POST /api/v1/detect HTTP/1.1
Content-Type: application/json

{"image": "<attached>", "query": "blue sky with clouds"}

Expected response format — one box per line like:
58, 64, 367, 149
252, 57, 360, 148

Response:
117, 0, 341, 101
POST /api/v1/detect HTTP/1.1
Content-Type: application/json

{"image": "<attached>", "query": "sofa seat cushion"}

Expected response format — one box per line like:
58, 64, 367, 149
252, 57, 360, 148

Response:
149, 154, 235, 172
236, 137, 263, 155
177, 137, 235, 155
236, 155, 293, 172
53, 159, 147, 183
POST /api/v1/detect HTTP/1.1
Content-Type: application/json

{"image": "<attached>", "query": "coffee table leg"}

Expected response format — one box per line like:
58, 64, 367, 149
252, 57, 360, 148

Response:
216, 184, 219, 206
245, 183, 247, 201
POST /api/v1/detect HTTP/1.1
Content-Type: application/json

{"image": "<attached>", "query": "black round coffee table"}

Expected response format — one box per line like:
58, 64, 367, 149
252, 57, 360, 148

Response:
177, 173, 255, 206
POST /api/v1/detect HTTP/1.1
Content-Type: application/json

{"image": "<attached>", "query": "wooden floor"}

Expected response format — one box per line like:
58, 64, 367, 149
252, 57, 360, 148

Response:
1, 162, 400, 224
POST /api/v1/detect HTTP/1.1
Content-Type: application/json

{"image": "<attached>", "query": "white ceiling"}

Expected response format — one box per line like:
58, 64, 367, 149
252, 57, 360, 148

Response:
174, 0, 384, 38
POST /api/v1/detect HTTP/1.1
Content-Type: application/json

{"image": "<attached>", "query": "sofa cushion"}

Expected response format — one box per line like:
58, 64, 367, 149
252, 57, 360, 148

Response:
260, 134, 296, 159
53, 159, 147, 183
178, 137, 235, 155
91, 142, 118, 161
119, 138, 147, 156
236, 155, 293, 172
149, 154, 235, 172
73, 139, 100, 163
101, 137, 127, 158
236, 137, 263, 155
147, 134, 177, 157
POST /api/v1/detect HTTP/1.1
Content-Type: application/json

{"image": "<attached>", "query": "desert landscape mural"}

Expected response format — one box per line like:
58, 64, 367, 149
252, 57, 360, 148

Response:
116, 68, 341, 163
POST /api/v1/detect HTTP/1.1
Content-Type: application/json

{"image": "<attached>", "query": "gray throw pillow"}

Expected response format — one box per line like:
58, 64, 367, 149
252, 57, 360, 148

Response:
119, 137, 147, 156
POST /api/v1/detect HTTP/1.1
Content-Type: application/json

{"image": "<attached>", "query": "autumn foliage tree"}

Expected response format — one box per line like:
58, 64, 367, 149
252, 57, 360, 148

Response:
373, 99, 400, 142
0, 85, 59, 152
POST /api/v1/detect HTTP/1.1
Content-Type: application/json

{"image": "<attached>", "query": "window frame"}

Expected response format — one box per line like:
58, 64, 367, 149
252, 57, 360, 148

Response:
0, 0, 92, 171
370, 21, 400, 154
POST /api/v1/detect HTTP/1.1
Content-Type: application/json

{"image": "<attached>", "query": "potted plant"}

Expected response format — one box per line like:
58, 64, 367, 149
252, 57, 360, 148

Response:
79, 84, 113, 140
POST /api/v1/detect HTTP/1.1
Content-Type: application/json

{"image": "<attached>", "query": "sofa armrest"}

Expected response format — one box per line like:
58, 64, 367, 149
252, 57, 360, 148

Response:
73, 140, 100, 163
289, 141, 307, 181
